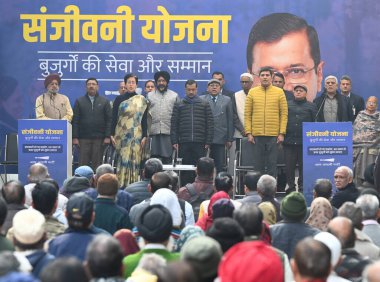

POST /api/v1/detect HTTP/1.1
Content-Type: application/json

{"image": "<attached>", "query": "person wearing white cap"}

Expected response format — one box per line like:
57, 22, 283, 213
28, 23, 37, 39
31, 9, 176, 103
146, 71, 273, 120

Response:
12, 209, 55, 278
314, 232, 350, 282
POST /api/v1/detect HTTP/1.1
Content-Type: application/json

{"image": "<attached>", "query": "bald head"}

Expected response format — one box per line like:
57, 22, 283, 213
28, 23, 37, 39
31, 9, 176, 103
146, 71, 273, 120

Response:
363, 261, 380, 282
28, 163, 49, 183
328, 217, 355, 249
1, 180, 25, 204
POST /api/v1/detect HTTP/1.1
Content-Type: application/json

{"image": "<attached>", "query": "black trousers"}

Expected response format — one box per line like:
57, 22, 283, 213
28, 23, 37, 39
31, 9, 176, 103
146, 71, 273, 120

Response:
251, 136, 278, 177
179, 142, 206, 185
283, 144, 303, 189
210, 144, 226, 174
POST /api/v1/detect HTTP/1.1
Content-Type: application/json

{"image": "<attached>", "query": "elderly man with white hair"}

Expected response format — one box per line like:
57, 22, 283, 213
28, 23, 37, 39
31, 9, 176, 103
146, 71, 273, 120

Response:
357, 194, 380, 247
313, 75, 353, 122
257, 174, 282, 222
331, 166, 359, 209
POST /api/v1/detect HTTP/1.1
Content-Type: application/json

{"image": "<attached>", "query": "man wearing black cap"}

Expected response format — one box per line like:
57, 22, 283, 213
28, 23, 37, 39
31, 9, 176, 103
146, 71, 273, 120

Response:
48, 193, 99, 261
35, 73, 73, 121
283, 85, 317, 193
147, 71, 179, 164
122, 204, 180, 278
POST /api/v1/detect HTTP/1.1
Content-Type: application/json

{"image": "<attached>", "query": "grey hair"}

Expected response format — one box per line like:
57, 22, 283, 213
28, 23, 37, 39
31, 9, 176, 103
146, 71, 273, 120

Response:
356, 194, 379, 220
95, 164, 114, 178
336, 166, 353, 178
257, 174, 277, 197
136, 253, 167, 274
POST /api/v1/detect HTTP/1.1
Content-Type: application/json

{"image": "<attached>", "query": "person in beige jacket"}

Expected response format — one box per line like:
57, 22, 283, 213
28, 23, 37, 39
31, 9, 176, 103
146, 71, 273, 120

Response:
35, 73, 73, 121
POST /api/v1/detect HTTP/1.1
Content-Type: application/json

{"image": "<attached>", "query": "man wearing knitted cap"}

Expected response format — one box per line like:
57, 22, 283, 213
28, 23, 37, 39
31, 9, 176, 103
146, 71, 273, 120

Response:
147, 71, 179, 164
270, 191, 320, 258
12, 209, 55, 277
122, 204, 180, 278
35, 73, 73, 121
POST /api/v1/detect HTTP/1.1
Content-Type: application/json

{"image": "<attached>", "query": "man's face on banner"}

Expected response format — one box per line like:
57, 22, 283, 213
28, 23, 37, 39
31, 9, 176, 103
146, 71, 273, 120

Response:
250, 30, 324, 102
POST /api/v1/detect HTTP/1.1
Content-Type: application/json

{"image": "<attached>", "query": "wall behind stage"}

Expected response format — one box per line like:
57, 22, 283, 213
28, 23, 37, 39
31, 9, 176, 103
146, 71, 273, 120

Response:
1, 0, 379, 170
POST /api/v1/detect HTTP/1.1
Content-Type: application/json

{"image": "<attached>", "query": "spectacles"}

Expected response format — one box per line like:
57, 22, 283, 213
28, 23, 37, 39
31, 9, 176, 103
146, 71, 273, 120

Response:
253, 65, 316, 82
240, 81, 252, 84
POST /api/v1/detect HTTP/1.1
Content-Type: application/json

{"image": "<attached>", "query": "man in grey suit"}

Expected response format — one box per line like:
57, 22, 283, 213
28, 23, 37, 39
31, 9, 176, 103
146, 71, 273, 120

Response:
356, 194, 380, 247
201, 79, 234, 173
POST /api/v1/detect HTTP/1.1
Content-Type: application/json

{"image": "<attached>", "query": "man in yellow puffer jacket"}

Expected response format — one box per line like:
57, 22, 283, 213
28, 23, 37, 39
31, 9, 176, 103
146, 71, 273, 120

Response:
244, 67, 288, 177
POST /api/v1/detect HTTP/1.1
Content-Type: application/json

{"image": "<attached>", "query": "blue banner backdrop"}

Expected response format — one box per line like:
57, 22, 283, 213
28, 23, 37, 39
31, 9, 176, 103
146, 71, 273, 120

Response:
1, 0, 378, 176
303, 122, 353, 205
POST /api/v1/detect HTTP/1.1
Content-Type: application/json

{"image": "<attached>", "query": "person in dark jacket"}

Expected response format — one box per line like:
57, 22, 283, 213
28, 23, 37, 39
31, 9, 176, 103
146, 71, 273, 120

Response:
283, 85, 317, 193
313, 75, 353, 122
340, 75, 365, 121
171, 79, 214, 184
72, 78, 112, 170
331, 166, 359, 209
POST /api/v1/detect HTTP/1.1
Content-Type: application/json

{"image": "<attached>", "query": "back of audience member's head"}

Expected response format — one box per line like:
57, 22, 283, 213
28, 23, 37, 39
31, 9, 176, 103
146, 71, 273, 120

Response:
86, 235, 124, 278
97, 173, 119, 197
280, 191, 307, 222
95, 164, 114, 179
1, 180, 25, 205
218, 241, 283, 282
0, 251, 20, 276
137, 204, 173, 243
215, 172, 233, 193
135, 253, 167, 276
74, 165, 94, 182
150, 188, 183, 228
338, 202, 363, 230
150, 172, 172, 194
244, 171, 262, 191
257, 174, 277, 197
27, 163, 49, 183
12, 209, 46, 251
212, 198, 234, 220
181, 236, 222, 281
206, 218, 244, 253
40, 257, 89, 282
314, 232, 342, 268
292, 238, 331, 281
356, 194, 379, 220
362, 261, 380, 282
175, 226, 205, 252
258, 201, 277, 225
327, 217, 356, 249
32, 180, 58, 215
0, 198, 7, 228
313, 178, 333, 199
233, 203, 263, 237
113, 229, 140, 256
165, 170, 179, 192
360, 188, 380, 203
144, 158, 163, 179
158, 261, 199, 282
196, 157, 215, 178
66, 192, 94, 230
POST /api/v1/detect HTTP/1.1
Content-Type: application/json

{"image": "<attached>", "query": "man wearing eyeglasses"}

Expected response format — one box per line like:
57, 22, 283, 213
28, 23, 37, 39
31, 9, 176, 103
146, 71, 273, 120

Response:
246, 13, 324, 102
244, 67, 288, 177
313, 76, 353, 122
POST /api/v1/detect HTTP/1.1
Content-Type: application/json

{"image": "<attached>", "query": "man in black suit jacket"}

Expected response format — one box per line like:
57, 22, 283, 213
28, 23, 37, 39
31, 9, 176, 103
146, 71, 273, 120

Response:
340, 75, 365, 121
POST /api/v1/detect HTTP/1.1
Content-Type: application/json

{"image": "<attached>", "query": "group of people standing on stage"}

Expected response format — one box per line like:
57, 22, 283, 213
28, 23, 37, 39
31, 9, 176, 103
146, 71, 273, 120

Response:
36, 68, 379, 191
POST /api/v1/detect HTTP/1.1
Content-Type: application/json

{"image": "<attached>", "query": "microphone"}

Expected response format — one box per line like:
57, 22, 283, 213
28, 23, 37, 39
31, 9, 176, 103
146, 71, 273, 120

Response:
314, 95, 327, 121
